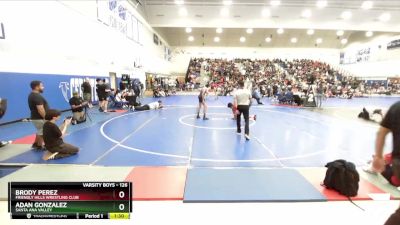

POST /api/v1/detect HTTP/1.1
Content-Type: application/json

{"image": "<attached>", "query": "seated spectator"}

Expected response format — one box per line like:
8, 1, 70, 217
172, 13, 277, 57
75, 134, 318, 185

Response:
42, 109, 79, 160
69, 92, 87, 125
277, 89, 287, 103
284, 88, 294, 104
115, 90, 128, 103
252, 87, 263, 105
134, 100, 163, 111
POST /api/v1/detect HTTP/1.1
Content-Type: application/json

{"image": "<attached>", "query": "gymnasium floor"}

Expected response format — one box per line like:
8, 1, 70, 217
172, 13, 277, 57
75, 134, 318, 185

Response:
0, 95, 400, 224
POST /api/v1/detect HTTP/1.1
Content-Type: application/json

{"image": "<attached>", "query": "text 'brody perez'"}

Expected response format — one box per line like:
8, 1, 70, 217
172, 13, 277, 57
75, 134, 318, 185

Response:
15, 190, 58, 196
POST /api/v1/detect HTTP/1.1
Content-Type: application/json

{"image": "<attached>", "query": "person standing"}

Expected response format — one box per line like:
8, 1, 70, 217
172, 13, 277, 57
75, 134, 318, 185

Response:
315, 82, 324, 108
28, 81, 49, 150
0, 98, 11, 148
196, 84, 209, 120
96, 79, 109, 113
42, 109, 79, 160
371, 101, 400, 225
81, 78, 92, 108
234, 80, 252, 141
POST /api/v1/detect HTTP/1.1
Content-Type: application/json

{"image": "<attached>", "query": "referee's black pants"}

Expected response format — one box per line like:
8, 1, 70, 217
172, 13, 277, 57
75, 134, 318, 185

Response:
236, 105, 250, 135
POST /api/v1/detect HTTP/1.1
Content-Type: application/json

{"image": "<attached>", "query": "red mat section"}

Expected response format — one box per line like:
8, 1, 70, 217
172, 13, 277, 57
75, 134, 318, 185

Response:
271, 104, 303, 108
12, 134, 35, 144
300, 169, 387, 200
124, 167, 187, 200
114, 110, 128, 113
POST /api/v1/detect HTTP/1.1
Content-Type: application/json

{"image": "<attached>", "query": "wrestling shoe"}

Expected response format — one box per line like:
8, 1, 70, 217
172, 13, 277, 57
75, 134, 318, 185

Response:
245, 134, 251, 141
203, 117, 209, 120
196, 115, 200, 119
0, 141, 12, 148
32, 143, 46, 151
43, 151, 59, 161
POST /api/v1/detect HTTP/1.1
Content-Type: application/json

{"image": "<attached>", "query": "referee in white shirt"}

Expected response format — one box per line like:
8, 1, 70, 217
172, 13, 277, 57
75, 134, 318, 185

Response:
234, 80, 252, 141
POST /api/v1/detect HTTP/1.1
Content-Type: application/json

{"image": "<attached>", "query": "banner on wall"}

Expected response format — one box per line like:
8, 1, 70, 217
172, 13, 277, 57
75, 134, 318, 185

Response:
0, 22, 5, 39
387, 39, 400, 50
340, 45, 379, 65
0, 72, 108, 124
97, 0, 142, 43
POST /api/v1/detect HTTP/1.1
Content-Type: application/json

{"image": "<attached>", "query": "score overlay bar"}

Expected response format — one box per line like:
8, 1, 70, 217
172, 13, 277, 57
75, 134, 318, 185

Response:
8, 182, 132, 219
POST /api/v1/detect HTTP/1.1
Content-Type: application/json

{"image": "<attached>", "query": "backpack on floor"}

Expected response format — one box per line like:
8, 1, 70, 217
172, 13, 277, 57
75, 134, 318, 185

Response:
323, 159, 359, 197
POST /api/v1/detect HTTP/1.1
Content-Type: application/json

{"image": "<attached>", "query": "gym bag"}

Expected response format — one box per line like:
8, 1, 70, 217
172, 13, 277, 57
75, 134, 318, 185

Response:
323, 159, 359, 197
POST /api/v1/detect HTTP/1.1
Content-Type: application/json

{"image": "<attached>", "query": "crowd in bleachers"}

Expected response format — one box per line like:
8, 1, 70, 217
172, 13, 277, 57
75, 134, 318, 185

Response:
186, 58, 399, 106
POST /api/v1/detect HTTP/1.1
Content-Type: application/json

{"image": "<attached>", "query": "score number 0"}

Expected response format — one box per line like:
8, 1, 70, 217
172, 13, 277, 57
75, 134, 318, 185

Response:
118, 190, 126, 211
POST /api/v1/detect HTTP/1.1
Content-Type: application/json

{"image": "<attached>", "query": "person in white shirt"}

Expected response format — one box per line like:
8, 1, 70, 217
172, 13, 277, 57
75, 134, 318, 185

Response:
197, 84, 209, 120
134, 100, 163, 111
234, 80, 252, 141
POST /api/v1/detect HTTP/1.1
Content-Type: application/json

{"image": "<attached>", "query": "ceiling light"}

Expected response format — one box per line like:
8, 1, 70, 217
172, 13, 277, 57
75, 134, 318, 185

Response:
316, 38, 323, 44
291, 37, 298, 43
341, 11, 352, 20
270, 0, 280, 6
214, 37, 220, 42
301, 9, 312, 18
277, 28, 284, 34
179, 8, 188, 16
262, 8, 271, 17
341, 39, 348, 44
188, 36, 194, 42
185, 27, 192, 33
361, 1, 373, 10
307, 29, 315, 35
216, 28, 223, 33
366, 31, 373, 37
265, 37, 272, 42
316, 0, 327, 8
223, 0, 233, 5
240, 37, 246, 42
379, 13, 391, 22
336, 30, 344, 36
220, 8, 229, 17
246, 28, 253, 34
175, 0, 184, 5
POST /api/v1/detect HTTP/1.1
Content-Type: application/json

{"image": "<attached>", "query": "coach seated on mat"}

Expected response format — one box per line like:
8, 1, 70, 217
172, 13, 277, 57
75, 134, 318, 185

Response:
69, 92, 87, 125
42, 109, 79, 161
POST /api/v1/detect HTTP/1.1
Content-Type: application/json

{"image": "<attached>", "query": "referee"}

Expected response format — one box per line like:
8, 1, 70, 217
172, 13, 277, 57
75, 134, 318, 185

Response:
234, 80, 252, 141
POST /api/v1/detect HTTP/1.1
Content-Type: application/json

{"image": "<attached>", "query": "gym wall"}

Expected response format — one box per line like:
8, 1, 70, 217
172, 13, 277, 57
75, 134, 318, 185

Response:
0, 1, 169, 123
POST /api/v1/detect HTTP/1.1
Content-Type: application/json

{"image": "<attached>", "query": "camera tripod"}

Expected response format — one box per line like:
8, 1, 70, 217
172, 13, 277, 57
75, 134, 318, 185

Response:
83, 104, 92, 123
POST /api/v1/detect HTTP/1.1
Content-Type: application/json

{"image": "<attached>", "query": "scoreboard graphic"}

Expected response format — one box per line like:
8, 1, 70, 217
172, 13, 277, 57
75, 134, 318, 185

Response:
8, 182, 132, 219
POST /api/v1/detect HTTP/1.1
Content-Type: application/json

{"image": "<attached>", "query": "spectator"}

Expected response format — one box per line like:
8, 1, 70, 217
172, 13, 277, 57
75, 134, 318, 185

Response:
315, 82, 325, 108
252, 87, 263, 105
96, 79, 109, 113
42, 109, 79, 160
69, 92, 87, 124
81, 78, 93, 108
28, 81, 49, 151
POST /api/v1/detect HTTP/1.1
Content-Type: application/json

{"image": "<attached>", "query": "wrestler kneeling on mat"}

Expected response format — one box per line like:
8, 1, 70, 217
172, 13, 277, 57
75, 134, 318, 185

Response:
42, 109, 79, 160
134, 100, 163, 111
227, 103, 256, 121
